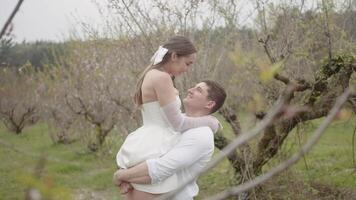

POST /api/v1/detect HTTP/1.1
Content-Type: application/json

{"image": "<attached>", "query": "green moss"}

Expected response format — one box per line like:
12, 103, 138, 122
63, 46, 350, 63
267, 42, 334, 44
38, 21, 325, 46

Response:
320, 54, 355, 78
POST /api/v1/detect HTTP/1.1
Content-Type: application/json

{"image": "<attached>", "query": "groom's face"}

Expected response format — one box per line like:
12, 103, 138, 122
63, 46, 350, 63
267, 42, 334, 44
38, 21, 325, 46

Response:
183, 82, 215, 113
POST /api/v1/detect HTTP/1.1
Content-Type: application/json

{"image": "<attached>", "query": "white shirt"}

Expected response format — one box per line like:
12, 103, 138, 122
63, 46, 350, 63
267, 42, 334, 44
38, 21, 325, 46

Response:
146, 127, 214, 199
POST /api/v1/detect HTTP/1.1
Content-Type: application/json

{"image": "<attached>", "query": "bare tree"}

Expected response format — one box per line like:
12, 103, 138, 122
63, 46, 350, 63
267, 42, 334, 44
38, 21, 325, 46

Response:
0, 65, 40, 134
209, 1, 356, 198
39, 38, 145, 151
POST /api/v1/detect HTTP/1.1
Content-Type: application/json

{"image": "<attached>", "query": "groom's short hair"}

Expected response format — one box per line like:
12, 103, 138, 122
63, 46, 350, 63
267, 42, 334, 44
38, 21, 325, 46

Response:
202, 80, 226, 114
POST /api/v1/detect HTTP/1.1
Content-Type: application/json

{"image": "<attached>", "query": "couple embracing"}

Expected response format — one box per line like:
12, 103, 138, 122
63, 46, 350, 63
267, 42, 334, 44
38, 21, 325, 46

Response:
113, 36, 227, 200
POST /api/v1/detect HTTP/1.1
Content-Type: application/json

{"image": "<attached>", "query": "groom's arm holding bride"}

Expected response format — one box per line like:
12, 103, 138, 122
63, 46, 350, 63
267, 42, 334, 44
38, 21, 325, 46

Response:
113, 126, 214, 193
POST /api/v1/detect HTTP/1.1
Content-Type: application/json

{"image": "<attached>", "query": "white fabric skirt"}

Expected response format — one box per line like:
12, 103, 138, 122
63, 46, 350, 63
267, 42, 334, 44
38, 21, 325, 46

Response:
116, 125, 180, 194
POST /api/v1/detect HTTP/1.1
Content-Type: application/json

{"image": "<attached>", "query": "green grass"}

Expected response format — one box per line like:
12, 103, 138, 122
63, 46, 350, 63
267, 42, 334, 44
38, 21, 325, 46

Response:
0, 123, 121, 200
0, 114, 355, 199
281, 117, 356, 188
260, 115, 356, 199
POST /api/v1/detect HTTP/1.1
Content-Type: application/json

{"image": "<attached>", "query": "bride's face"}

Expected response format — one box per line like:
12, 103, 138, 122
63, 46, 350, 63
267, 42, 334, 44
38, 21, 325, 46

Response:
169, 53, 196, 76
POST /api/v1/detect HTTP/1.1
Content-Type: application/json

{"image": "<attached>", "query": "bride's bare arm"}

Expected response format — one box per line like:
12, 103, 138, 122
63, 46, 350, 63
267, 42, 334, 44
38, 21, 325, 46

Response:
151, 71, 177, 106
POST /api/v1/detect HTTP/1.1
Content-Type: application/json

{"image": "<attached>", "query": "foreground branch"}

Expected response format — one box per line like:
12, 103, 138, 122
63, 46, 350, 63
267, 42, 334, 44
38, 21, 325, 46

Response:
205, 88, 351, 200
0, 0, 24, 39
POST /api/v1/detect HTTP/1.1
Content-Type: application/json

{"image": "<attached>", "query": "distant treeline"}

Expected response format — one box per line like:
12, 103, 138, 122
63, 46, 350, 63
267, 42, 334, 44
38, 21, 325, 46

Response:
0, 9, 354, 70
0, 39, 69, 69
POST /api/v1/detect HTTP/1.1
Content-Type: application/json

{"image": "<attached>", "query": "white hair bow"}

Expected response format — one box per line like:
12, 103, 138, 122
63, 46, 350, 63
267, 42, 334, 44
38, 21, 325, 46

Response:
150, 46, 169, 65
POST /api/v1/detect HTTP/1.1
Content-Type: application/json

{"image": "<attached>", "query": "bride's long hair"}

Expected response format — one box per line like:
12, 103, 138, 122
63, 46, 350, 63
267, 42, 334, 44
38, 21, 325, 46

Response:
133, 36, 197, 106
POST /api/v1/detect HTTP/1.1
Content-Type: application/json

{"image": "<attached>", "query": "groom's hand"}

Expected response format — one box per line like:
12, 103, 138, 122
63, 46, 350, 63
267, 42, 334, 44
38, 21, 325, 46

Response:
119, 181, 133, 194
113, 170, 133, 194
113, 170, 122, 186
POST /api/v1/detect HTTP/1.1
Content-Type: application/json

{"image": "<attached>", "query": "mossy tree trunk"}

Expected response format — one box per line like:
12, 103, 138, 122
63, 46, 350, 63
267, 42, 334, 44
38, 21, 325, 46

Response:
214, 54, 355, 199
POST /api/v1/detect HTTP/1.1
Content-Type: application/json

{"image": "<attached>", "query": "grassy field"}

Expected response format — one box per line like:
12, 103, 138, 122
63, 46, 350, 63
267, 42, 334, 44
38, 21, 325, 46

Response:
0, 114, 355, 200
261, 115, 356, 200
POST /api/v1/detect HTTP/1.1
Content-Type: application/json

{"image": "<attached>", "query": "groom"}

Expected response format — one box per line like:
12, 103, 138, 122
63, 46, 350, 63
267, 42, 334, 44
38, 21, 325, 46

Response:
113, 80, 226, 199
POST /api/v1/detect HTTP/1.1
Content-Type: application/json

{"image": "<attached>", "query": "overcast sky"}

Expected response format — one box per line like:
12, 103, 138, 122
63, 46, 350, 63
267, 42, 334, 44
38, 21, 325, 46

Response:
0, 0, 102, 42
1, 0, 322, 43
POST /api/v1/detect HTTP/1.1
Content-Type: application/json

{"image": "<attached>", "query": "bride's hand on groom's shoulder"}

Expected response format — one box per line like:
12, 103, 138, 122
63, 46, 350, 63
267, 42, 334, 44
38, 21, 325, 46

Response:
207, 115, 220, 133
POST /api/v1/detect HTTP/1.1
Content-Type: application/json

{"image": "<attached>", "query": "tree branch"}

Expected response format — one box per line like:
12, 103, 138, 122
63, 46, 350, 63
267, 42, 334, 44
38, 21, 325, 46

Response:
214, 130, 244, 174
219, 106, 242, 136
258, 35, 276, 63
0, 0, 24, 39
120, 0, 154, 51
321, 0, 333, 61
258, 35, 311, 91
64, 93, 82, 115
274, 73, 290, 85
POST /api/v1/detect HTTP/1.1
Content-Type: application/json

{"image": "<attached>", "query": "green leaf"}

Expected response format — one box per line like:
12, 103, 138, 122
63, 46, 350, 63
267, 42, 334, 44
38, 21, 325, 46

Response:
260, 59, 285, 82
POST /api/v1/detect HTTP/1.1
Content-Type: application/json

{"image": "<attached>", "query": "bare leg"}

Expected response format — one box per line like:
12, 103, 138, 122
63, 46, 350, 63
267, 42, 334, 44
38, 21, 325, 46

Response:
124, 189, 160, 200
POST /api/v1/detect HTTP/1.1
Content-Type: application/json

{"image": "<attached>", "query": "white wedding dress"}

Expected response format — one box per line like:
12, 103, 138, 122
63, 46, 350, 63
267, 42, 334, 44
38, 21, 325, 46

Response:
116, 97, 181, 193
